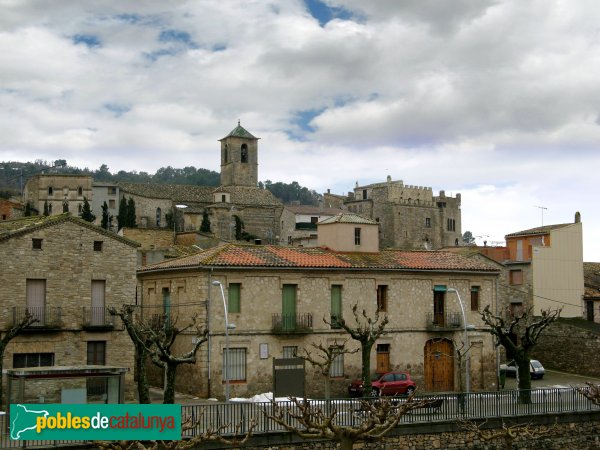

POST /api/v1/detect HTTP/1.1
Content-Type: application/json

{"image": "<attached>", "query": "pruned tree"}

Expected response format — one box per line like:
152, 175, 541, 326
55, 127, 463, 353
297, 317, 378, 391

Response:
333, 304, 388, 397
108, 306, 208, 404
296, 339, 359, 399
480, 305, 560, 403
96, 413, 256, 450
0, 311, 38, 408
459, 418, 558, 450
265, 395, 434, 450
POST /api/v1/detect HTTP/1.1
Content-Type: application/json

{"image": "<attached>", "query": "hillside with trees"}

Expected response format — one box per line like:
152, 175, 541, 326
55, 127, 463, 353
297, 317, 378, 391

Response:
0, 160, 321, 205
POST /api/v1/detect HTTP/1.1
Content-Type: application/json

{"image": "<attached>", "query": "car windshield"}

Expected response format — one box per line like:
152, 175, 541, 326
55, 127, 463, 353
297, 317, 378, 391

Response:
531, 360, 543, 368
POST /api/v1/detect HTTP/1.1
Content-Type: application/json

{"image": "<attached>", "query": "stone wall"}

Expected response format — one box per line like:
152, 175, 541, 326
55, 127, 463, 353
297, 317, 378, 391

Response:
533, 319, 600, 377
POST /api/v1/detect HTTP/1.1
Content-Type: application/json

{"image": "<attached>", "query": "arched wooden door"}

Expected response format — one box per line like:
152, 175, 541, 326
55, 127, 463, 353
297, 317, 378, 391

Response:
424, 339, 454, 392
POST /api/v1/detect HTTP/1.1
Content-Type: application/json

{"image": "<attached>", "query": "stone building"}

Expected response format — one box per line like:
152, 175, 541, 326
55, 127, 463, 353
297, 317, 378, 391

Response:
280, 204, 346, 247
23, 174, 93, 217
584, 262, 600, 323
324, 176, 462, 250
0, 199, 22, 221
137, 215, 500, 399
0, 213, 139, 403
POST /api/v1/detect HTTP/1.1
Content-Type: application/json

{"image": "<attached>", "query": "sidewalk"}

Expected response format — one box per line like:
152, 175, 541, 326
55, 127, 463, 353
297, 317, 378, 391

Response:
148, 387, 216, 405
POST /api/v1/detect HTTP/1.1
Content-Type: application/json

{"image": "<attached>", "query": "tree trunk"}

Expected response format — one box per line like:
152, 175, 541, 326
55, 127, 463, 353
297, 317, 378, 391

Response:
339, 435, 356, 450
515, 352, 532, 404
361, 343, 372, 397
135, 344, 150, 404
163, 364, 177, 404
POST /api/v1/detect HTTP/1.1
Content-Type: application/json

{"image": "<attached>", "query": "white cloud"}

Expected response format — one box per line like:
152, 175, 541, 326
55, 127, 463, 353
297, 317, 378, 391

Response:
1, 0, 600, 260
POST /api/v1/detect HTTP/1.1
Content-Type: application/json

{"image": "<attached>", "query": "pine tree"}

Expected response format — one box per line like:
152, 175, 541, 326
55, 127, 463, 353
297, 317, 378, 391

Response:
200, 210, 211, 233
101, 201, 109, 229
43, 201, 49, 216
80, 197, 96, 222
126, 197, 137, 228
117, 196, 127, 230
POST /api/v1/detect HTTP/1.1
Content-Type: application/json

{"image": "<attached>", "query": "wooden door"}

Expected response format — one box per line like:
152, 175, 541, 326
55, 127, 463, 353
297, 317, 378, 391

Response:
282, 285, 297, 331
91, 280, 105, 326
26, 279, 46, 325
376, 344, 390, 374
424, 339, 454, 392
433, 291, 445, 325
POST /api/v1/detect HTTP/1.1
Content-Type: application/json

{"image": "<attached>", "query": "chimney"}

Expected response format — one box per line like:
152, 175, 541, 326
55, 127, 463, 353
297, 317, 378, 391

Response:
575, 211, 581, 223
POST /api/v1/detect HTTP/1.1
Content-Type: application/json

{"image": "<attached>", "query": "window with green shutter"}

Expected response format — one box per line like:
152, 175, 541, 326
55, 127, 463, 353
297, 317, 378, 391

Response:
228, 283, 241, 313
331, 285, 342, 329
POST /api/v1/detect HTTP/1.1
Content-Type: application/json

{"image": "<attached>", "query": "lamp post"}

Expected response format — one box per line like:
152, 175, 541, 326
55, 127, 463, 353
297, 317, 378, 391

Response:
212, 280, 235, 401
447, 288, 472, 393
172, 204, 188, 244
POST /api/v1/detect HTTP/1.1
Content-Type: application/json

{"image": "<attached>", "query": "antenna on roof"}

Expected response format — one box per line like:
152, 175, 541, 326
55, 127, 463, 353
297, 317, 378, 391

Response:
534, 205, 548, 226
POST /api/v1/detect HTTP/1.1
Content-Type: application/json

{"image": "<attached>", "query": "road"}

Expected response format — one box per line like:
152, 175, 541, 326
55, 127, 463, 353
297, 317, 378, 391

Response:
503, 369, 600, 390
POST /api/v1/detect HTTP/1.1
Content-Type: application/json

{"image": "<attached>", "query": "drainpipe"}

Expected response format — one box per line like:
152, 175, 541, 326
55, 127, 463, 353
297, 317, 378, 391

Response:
207, 269, 212, 397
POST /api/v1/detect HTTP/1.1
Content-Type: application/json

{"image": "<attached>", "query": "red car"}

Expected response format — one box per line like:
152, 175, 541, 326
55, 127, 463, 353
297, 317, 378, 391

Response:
348, 371, 416, 397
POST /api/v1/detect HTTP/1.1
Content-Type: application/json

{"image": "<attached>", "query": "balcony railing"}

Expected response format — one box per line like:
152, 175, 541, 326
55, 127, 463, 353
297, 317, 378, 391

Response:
426, 312, 462, 330
12, 306, 62, 329
82, 307, 115, 329
272, 313, 313, 334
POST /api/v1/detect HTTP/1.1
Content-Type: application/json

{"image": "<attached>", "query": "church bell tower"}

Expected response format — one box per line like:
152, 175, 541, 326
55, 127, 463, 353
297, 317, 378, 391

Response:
219, 121, 259, 187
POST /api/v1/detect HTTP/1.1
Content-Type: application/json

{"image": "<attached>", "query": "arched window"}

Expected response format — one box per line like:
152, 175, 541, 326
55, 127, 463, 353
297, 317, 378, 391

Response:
241, 144, 248, 163
156, 208, 162, 227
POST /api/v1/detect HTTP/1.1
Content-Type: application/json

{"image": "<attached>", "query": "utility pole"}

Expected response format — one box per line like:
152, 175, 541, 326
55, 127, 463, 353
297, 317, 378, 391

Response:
534, 205, 548, 226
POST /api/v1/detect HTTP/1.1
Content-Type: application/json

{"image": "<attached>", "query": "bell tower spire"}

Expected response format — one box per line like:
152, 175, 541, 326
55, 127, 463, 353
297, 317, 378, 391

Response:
219, 122, 260, 187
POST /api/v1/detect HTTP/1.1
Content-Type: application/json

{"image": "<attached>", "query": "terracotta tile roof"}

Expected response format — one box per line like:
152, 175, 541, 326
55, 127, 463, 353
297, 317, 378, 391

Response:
139, 244, 499, 273
284, 205, 346, 215
0, 213, 140, 247
505, 223, 572, 238
318, 213, 377, 225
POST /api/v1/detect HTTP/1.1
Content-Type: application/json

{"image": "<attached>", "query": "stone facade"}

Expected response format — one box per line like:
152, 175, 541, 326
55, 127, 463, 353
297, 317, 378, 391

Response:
0, 214, 139, 403
0, 199, 22, 221
329, 177, 462, 251
23, 174, 93, 217
137, 245, 500, 400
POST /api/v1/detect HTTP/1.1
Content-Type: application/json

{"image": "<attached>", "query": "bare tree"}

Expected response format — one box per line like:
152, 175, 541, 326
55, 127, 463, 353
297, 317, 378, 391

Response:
459, 418, 558, 450
0, 311, 38, 408
577, 382, 600, 406
480, 305, 560, 403
109, 306, 208, 404
333, 304, 388, 397
265, 395, 434, 450
96, 413, 256, 450
296, 339, 359, 399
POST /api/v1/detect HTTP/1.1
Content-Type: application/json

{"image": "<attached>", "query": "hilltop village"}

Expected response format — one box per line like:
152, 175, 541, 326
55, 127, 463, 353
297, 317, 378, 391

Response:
0, 123, 594, 402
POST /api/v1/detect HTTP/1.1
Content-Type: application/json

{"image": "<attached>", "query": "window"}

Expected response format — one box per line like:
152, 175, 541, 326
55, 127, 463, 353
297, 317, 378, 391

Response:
156, 208, 161, 227
516, 240, 523, 261
108, 187, 117, 195
509, 270, 523, 285
224, 144, 228, 162
377, 285, 388, 312
93, 241, 103, 252
223, 348, 246, 381
362, 189, 368, 200
329, 347, 344, 377
78, 187, 83, 196
447, 218, 456, 231
425, 217, 431, 228
241, 144, 248, 163
470, 286, 480, 311
162, 287, 171, 326
330, 285, 342, 329
433, 285, 446, 326
87, 341, 106, 365
228, 283, 241, 313
310, 216, 318, 224
354, 227, 361, 245
282, 284, 297, 331
282, 346, 297, 358
32, 238, 42, 250
108, 199, 115, 209
91, 280, 106, 326
48, 186, 53, 195
13, 353, 54, 368
222, 194, 226, 203
26, 278, 46, 325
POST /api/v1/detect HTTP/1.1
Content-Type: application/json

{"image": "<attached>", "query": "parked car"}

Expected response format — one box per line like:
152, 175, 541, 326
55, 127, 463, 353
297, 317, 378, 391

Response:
501, 360, 545, 380
348, 371, 416, 397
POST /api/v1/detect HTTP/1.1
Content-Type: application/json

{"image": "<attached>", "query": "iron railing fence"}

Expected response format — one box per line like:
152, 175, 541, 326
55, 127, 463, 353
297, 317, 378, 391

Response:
271, 313, 313, 333
11, 307, 62, 328
426, 312, 462, 329
82, 307, 115, 328
1, 387, 599, 448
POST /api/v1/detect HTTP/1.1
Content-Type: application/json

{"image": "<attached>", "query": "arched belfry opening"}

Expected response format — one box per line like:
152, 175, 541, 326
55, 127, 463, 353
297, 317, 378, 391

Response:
219, 122, 259, 187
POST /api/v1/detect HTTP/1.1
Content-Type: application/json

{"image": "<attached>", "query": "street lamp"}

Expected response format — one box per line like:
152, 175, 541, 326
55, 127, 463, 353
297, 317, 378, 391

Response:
212, 280, 236, 401
447, 288, 474, 393
172, 204, 188, 244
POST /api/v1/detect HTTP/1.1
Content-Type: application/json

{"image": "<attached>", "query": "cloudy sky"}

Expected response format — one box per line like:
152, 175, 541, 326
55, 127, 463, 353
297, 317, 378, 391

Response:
2, 0, 599, 259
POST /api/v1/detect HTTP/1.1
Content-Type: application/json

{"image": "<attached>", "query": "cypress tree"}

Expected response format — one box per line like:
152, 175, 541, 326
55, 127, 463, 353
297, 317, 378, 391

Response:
126, 197, 137, 228
101, 201, 109, 229
81, 197, 96, 222
117, 195, 127, 230
200, 210, 211, 233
